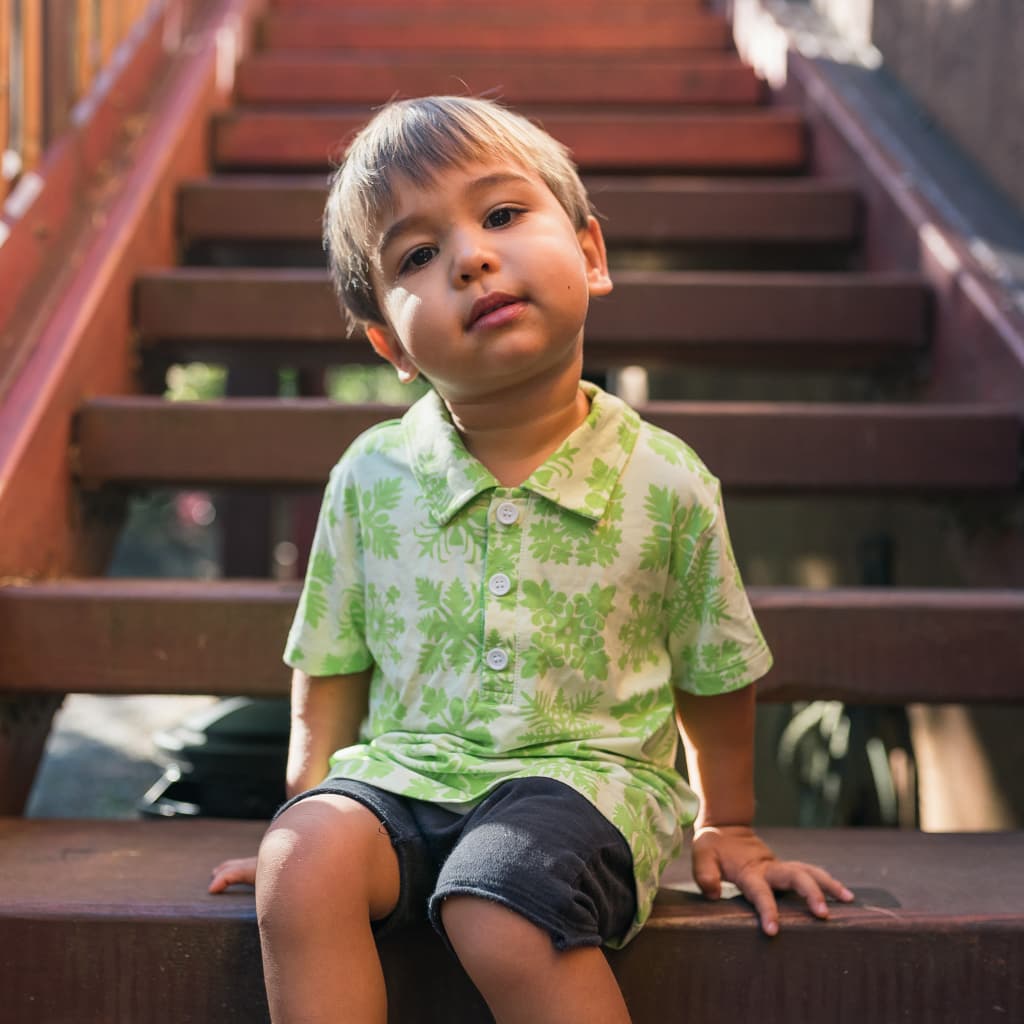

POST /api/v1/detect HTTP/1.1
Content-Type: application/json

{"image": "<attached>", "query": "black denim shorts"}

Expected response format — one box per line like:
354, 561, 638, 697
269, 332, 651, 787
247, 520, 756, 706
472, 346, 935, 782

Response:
274, 775, 637, 952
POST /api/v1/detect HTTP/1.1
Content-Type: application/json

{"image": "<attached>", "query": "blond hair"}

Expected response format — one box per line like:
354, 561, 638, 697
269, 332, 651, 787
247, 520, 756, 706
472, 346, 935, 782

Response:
323, 96, 592, 327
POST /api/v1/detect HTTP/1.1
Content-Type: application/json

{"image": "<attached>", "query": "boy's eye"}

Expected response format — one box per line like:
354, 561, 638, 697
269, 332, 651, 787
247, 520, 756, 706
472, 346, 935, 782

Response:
484, 206, 521, 228
400, 246, 436, 274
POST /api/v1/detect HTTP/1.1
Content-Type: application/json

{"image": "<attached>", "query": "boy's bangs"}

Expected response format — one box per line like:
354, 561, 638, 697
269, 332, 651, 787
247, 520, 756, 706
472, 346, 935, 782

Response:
356, 109, 531, 224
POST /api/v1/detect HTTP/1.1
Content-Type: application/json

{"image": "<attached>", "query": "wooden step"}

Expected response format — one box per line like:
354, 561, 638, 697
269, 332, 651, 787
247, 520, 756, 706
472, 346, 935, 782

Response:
1, 818, 1020, 1024
213, 109, 807, 172
135, 269, 924, 370
234, 53, 763, 106
270, 0, 707, 8
178, 176, 858, 247
259, 11, 732, 51
2, 580, 1023, 702
71, 397, 1020, 491
261, 4, 717, 29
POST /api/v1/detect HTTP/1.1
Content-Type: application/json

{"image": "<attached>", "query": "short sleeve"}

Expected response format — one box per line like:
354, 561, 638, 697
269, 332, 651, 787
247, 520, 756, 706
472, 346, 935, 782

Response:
667, 477, 772, 695
283, 459, 373, 677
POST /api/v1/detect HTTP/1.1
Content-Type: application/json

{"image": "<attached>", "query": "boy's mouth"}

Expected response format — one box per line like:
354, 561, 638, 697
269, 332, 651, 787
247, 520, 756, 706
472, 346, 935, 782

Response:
466, 292, 525, 331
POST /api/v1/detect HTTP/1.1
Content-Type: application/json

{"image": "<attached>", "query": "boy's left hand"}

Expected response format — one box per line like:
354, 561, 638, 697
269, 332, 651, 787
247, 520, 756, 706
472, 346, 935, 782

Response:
692, 825, 854, 937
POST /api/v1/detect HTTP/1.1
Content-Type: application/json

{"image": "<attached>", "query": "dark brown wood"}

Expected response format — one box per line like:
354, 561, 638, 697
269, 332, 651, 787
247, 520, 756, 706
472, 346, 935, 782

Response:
0, 819, 1020, 1023
72, 396, 1020, 491
261, 12, 732, 51
234, 53, 763, 105
262, 3, 712, 27
2, 580, 1023, 702
270, 0, 705, 7
178, 176, 858, 246
212, 109, 807, 172
134, 269, 926, 370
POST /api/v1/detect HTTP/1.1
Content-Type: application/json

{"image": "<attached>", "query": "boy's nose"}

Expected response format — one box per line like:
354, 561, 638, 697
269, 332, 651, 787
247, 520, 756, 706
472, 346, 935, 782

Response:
452, 235, 498, 284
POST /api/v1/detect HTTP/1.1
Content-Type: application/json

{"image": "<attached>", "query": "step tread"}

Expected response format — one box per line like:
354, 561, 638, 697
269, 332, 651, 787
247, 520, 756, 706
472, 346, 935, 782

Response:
260, 11, 732, 51
4, 820, 1019, 1022
1, 819, 1021, 920
71, 397, 1021, 491
178, 175, 860, 244
235, 53, 762, 105
135, 269, 927, 344
213, 108, 807, 171
3, 580, 1023, 702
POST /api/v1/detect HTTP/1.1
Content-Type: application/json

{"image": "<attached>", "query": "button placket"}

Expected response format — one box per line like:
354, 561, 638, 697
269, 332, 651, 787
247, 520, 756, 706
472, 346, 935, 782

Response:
479, 494, 525, 702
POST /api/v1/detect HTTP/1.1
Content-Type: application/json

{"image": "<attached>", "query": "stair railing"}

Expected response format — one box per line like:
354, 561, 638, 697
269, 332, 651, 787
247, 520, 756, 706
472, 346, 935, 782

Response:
2, 0, 153, 203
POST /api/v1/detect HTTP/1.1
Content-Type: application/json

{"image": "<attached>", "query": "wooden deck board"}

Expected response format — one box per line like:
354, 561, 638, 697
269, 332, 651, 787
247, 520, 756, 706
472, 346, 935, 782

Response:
260, 11, 732, 51
70, 397, 1020, 491
1, 819, 1020, 1024
134, 268, 925, 349
178, 176, 858, 245
2, 580, 1022, 702
235, 54, 763, 105
213, 109, 807, 172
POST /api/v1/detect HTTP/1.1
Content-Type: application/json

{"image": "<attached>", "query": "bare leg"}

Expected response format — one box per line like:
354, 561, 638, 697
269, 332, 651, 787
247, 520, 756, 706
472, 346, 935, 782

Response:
256, 795, 401, 1024
440, 895, 632, 1024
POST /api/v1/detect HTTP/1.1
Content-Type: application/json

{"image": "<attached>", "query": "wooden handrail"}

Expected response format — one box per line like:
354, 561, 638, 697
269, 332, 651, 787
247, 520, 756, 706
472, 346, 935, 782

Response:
1, 0, 154, 202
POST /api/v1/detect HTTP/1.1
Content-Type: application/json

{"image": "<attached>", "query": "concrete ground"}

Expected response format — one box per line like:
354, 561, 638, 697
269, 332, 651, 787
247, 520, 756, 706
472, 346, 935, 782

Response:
26, 694, 218, 817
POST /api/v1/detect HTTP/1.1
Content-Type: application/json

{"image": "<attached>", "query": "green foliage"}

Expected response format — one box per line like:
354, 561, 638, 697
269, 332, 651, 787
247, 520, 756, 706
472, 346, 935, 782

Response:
326, 365, 429, 405
164, 363, 227, 401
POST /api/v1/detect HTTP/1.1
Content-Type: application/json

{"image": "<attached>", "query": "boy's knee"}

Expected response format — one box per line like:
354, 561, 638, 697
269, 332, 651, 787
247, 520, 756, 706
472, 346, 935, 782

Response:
256, 795, 400, 930
440, 894, 553, 983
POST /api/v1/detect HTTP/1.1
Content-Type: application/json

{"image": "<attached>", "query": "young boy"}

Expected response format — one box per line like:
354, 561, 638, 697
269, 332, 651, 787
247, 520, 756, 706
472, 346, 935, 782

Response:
210, 96, 853, 1024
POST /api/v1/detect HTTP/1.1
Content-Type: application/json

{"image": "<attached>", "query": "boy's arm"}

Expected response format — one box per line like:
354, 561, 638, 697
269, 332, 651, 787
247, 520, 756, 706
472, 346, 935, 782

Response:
674, 685, 853, 935
208, 667, 371, 894
287, 667, 371, 798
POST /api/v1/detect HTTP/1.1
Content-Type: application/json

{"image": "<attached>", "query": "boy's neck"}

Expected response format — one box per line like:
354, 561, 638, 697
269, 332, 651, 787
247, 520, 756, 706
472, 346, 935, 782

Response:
443, 361, 589, 488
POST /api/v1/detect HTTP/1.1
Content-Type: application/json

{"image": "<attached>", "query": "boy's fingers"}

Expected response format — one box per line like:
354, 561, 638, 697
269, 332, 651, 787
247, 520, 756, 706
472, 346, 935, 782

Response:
738, 872, 779, 936
810, 866, 855, 902
772, 865, 829, 918
692, 846, 723, 899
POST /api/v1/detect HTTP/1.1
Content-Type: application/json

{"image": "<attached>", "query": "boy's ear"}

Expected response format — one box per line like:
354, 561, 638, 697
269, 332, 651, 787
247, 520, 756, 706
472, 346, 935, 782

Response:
366, 323, 419, 383
579, 215, 613, 298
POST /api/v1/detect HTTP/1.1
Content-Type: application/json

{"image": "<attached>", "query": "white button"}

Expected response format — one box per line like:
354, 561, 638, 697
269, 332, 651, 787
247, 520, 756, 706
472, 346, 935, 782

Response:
488, 573, 511, 597
485, 648, 509, 671
496, 502, 519, 525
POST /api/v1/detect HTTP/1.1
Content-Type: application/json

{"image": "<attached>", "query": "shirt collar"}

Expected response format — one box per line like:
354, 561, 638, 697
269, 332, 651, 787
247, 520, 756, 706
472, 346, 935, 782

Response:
403, 381, 640, 526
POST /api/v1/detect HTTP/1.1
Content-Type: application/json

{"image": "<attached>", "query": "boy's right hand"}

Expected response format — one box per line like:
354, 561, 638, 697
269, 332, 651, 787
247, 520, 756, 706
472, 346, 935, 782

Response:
209, 856, 258, 893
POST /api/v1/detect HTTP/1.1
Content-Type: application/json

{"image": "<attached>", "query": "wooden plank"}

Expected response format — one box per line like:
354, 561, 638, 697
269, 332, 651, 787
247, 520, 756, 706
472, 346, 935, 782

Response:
19, 0, 44, 171
0, 819, 1021, 1024
2, 580, 1023, 702
135, 269, 923, 350
136, 267, 923, 368
178, 176, 859, 246
75, 0, 96, 99
43, 2, 74, 145
264, 2, 709, 24
261, 12, 732, 51
234, 54, 763, 106
271, 0, 707, 8
213, 109, 807, 172
0, 0, 8, 200
71, 397, 1020, 491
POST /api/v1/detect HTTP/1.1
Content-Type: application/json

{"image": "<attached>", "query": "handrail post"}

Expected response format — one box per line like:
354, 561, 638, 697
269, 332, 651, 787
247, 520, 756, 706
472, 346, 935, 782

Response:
0, 0, 9, 200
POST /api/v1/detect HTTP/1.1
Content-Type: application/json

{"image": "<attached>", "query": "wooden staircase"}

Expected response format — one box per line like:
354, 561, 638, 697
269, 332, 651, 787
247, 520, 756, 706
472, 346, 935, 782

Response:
1, 0, 1023, 1021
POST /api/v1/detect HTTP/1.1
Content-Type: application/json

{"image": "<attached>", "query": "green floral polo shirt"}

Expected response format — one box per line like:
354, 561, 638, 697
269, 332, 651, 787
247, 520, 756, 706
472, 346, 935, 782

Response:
284, 380, 772, 946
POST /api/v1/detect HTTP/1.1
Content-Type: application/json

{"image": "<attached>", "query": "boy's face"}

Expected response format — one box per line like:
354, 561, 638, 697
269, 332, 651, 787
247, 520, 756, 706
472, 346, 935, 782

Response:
364, 159, 612, 404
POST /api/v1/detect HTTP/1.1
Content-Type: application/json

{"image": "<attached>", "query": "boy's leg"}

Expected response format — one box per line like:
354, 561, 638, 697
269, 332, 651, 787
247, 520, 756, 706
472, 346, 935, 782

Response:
440, 895, 632, 1024
428, 777, 637, 1024
256, 794, 400, 1024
